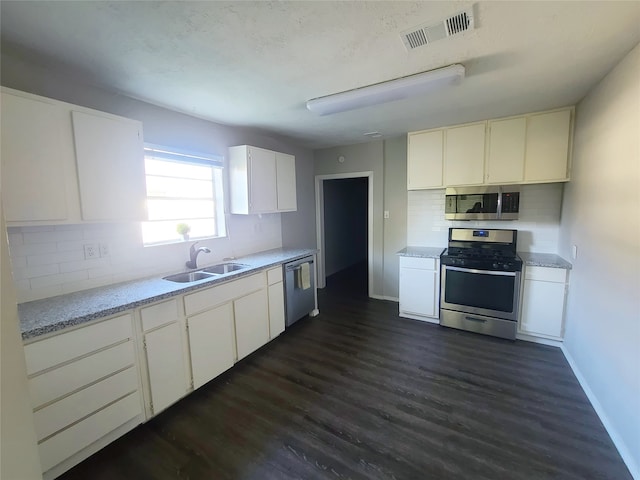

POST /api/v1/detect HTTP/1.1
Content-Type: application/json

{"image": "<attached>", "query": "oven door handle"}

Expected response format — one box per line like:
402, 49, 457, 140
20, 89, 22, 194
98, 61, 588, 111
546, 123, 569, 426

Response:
444, 266, 517, 277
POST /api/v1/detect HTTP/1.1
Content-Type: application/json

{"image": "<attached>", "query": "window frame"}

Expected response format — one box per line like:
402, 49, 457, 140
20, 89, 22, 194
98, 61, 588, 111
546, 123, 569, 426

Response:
141, 143, 226, 246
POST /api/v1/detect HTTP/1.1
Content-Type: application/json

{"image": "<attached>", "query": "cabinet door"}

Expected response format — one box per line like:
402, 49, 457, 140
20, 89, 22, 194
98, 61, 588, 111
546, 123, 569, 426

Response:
524, 109, 571, 182
407, 130, 443, 189
248, 147, 277, 213
234, 288, 270, 360
399, 267, 437, 318
72, 111, 147, 221
1, 92, 70, 222
520, 280, 566, 338
268, 281, 285, 339
187, 303, 235, 389
486, 117, 526, 184
144, 322, 188, 414
444, 123, 486, 186
276, 152, 297, 211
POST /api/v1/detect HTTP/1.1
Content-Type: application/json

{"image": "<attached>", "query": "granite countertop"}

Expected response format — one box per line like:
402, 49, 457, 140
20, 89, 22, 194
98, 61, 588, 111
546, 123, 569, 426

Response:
397, 246, 445, 258
518, 252, 572, 269
19, 247, 316, 340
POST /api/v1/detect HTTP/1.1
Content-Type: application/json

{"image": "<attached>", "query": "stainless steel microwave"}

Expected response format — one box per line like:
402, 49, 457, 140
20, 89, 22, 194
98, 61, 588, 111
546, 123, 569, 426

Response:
445, 186, 520, 220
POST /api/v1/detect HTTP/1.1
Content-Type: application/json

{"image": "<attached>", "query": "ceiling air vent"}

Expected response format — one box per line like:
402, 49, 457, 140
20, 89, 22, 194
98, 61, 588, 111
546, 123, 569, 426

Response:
400, 8, 474, 51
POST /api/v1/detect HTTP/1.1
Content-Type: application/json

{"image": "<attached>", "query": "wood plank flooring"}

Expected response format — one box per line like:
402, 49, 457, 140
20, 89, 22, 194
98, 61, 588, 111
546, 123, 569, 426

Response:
59, 262, 631, 480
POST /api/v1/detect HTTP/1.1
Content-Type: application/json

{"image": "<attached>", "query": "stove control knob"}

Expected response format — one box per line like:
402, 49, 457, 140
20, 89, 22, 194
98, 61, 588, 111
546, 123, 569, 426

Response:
492, 263, 499, 269
503, 263, 510, 270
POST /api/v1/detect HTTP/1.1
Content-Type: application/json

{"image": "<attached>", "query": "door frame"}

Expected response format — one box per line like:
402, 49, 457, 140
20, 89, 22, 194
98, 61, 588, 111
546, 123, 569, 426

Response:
314, 171, 373, 294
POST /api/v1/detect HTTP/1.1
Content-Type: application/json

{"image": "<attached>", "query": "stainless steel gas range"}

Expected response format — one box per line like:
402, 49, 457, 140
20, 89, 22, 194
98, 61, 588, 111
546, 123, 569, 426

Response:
439, 228, 522, 340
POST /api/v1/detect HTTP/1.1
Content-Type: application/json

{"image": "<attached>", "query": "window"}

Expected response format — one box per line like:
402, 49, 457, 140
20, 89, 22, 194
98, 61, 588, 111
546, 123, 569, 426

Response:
141, 144, 226, 245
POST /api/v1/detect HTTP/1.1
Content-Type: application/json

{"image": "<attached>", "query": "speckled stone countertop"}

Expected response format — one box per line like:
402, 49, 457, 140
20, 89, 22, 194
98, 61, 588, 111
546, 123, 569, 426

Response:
19, 247, 316, 340
397, 246, 445, 258
518, 252, 572, 269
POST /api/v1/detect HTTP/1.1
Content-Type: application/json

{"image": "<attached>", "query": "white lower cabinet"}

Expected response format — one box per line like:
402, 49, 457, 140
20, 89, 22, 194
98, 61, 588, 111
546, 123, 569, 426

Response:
234, 288, 270, 360
23, 313, 143, 478
519, 266, 569, 339
187, 303, 235, 389
399, 256, 440, 322
143, 322, 189, 415
139, 299, 188, 416
22, 263, 292, 478
267, 266, 285, 339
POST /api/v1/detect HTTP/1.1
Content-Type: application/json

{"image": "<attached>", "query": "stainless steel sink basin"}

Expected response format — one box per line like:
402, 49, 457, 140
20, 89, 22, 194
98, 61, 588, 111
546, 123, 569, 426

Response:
163, 263, 249, 283
200, 263, 249, 275
163, 271, 217, 283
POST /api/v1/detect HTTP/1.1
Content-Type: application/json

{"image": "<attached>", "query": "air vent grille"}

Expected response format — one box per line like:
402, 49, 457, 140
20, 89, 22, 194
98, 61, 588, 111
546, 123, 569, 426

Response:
400, 8, 474, 51
446, 12, 471, 35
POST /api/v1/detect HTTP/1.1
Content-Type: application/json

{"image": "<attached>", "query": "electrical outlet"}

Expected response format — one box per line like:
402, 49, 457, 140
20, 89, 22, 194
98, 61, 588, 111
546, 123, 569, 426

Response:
99, 243, 110, 257
384, 210, 390, 219
84, 243, 98, 260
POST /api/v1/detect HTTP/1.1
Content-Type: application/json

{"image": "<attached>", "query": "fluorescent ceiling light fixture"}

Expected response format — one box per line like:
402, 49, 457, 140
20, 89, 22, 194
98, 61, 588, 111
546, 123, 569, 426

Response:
306, 64, 465, 116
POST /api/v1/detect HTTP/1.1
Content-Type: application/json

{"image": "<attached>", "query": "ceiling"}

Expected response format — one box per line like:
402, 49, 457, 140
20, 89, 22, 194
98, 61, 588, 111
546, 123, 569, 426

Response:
1, 1, 639, 149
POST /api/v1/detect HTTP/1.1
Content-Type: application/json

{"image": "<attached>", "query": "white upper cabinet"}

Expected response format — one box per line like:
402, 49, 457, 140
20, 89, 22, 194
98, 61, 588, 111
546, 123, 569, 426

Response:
444, 122, 486, 186
407, 130, 443, 189
1, 87, 148, 225
407, 107, 574, 190
229, 145, 297, 214
72, 111, 146, 221
524, 109, 572, 182
276, 152, 297, 211
486, 117, 527, 184
1, 91, 74, 222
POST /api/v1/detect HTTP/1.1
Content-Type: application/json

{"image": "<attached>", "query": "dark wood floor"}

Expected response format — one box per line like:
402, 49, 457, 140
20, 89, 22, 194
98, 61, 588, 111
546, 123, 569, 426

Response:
60, 262, 631, 480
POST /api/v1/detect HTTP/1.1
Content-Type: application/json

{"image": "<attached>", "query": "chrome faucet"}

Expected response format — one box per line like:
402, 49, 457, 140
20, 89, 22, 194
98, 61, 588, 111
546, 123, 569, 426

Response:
186, 242, 211, 269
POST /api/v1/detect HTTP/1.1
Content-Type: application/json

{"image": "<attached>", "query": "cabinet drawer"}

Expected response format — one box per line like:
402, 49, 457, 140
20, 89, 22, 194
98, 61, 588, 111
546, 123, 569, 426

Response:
29, 341, 135, 409
524, 266, 567, 283
140, 299, 178, 332
24, 314, 133, 375
38, 391, 142, 472
33, 367, 138, 441
184, 273, 265, 316
267, 266, 283, 285
399, 256, 436, 270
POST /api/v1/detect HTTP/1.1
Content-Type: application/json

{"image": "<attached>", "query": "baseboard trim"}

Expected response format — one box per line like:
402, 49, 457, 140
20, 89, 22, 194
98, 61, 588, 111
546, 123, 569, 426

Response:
561, 345, 639, 480
369, 294, 399, 302
399, 312, 440, 324
516, 332, 563, 347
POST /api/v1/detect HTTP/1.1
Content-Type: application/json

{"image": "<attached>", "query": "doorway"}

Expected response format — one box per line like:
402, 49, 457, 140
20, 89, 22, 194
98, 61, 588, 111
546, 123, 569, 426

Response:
315, 171, 373, 296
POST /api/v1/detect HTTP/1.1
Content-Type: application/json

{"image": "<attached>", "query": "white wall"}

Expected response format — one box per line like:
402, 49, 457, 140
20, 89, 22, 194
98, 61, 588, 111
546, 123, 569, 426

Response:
1, 51, 316, 302
559, 44, 640, 477
382, 137, 408, 300
315, 141, 385, 296
408, 183, 564, 253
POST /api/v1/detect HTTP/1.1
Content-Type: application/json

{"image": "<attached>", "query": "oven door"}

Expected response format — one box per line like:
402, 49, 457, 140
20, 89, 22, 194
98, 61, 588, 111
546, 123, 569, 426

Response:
440, 265, 521, 321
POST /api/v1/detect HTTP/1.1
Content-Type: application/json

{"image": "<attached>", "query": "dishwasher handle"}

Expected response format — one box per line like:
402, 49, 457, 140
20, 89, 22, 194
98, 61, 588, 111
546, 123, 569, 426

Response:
285, 257, 314, 271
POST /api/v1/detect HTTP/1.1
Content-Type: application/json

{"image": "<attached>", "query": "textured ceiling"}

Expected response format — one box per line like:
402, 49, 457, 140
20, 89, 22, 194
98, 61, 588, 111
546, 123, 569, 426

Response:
1, 1, 639, 148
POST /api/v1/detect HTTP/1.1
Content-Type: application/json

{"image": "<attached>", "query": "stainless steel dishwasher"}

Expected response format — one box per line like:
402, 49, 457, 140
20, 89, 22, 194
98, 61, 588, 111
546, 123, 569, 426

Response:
284, 256, 316, 327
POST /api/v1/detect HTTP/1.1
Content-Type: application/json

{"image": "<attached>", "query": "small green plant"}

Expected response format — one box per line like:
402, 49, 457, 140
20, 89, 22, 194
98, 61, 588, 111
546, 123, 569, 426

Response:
176, 222, 191, 239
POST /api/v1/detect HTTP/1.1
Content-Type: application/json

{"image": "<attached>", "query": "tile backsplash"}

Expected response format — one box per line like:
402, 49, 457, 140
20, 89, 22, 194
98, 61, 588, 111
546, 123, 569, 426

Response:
407, 183, 564, 252
8, 214, 282, 303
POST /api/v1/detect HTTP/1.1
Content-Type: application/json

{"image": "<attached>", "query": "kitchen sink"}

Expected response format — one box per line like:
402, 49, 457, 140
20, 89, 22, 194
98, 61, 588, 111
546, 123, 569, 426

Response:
162, 271, 218, 283
163, 263, 249, 283
200, 263, 249, 274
